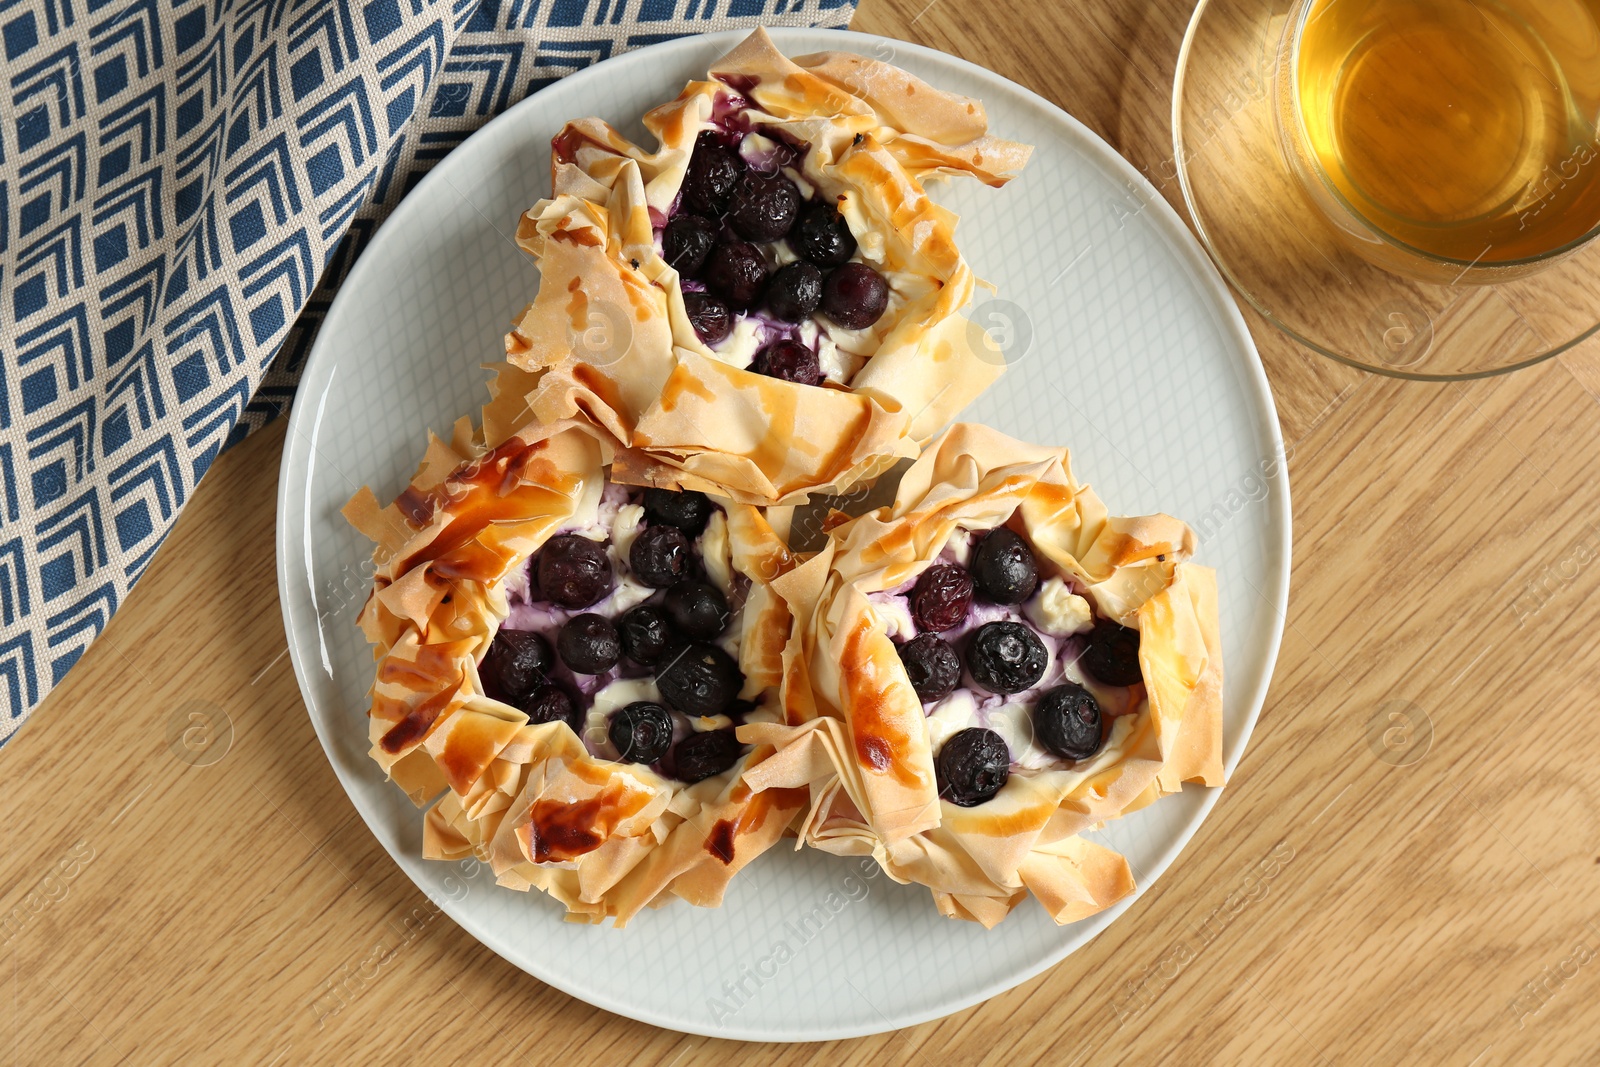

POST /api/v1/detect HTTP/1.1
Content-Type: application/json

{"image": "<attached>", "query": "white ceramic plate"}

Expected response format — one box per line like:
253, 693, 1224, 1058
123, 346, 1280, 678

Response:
277, 28, 1289, 1042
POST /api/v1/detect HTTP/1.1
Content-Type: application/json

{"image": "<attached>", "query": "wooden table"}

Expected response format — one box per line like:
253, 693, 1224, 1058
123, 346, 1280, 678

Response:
8, 0, 1600, 1062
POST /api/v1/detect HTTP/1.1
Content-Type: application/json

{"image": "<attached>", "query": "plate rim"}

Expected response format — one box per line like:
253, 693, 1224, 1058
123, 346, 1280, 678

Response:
277, 25, 1290, 1043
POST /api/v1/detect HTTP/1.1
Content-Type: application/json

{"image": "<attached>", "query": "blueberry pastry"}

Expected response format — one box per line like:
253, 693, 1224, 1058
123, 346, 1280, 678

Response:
344, 367, 813, 924
503, 28, 1031, 504
740, 424, 1224, 928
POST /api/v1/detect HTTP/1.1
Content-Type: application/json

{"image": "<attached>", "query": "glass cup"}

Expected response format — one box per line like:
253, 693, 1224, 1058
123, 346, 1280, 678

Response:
1175, 0, 1600, 377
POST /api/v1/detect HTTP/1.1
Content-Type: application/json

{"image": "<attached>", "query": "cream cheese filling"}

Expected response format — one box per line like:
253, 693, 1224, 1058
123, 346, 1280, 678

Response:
870, 527, 1139, 773
500, 482, 748, 761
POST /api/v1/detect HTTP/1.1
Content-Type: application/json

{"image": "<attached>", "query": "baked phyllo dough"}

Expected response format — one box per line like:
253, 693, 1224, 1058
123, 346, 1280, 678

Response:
345, 367, 812, 924
738, 423, 1224, 927
504, 27, 1031, 505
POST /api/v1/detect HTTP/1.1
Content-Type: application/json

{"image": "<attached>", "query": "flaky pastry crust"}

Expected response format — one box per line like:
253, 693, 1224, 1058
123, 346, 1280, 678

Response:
503, 28, 1031, 504
737, 423, 1224, 926
345, 367, 814, 923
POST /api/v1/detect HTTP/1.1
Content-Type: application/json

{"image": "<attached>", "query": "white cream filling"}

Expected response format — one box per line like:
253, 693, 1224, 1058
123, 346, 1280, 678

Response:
924, 689, 979, 755
903, 527, 1135, 773
701, 510, 734, 597
813, 321, 866, 384
769, 240, 800, 267
876, 593, 917, 642
1025, 578, 1094, 636
708, 317, 764, 369
595, 566, 656, 617
610, 504, 647, 565
985, 700, 1057, 771
590, 676, 661, 716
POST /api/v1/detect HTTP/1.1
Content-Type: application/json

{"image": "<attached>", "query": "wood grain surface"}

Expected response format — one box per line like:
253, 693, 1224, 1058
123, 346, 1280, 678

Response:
7, 0, 1600, 1063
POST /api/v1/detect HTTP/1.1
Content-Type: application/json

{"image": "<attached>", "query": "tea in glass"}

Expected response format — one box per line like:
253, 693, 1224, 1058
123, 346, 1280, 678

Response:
1279, 0, 1600, 280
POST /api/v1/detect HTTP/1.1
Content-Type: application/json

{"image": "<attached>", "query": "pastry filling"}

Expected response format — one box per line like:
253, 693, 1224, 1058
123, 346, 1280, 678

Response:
659, 90, 905, 387
478, 482, 754, 784
870, 522, 1147, 807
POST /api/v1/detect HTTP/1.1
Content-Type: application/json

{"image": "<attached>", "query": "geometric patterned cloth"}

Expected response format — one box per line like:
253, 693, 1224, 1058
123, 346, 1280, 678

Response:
0, 0, 857, 741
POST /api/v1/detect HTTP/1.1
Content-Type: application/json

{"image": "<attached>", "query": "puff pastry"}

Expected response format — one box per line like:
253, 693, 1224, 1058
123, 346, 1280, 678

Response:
345, 366, 813, 924
504, 28, 1032, 505
738, 423, 1224, 927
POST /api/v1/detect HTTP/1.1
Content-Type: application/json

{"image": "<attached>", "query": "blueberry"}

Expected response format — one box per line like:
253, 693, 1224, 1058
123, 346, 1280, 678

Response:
556, 613, 622, 675
1034, 683, 1104, 761
967, 621, 1048, 695
663, 214, 718, 276
643, 488, 713, 536
820, 262, 890, 330
608, 701, 674, 764
750, 340, 822, 386
680, 132, 744, 217
523, 684, 580, 732
672, 729, 745, 783
657, 642, 743, 716
792, 203, 857, 267
619, 604, 680, 666
909, 564, 973, 633
936, 727, 1010, 807
896, 634, 960, 703
480, 630, 552, 705
766, 261, 822, 321
727, 171, 801, 242
704, 241, 769, 310
536, 534, 614, 608
1081, 621, 1142, 686
665, 579, 730, 639
629, 524, 692, 588
682, 292, 732, 346
971, 528, 1039, 604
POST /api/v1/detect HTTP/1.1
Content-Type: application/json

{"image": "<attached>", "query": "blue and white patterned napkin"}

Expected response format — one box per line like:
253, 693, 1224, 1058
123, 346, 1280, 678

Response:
0, 0, 857, 740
